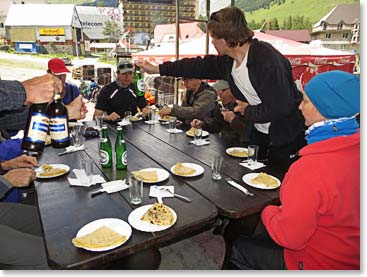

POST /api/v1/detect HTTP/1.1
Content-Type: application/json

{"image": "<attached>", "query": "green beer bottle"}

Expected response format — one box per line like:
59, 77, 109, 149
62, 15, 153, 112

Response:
100, 125, 112, 168
115, 126, 127, 170
134, 65, 145, 97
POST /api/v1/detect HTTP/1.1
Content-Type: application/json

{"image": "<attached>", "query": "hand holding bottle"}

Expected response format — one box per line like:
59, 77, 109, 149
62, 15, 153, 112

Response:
135, 60, 159, 74
22, 74, 63, 105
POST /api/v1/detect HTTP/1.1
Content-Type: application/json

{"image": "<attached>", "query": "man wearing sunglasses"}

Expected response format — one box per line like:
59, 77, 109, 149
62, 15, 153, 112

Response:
93, 60, 149, 121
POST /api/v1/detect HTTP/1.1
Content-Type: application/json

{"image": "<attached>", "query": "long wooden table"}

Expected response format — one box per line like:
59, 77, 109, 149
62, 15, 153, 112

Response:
35, 126, 218, 269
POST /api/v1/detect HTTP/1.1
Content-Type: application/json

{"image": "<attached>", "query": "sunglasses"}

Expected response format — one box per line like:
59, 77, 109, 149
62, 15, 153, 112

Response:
118, 63, 133, 70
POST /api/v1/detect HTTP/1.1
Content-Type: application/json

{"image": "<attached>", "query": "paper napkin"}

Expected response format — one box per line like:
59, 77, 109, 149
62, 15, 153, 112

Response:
239, 161, 266, 170
58, 145, 85, 156
166, 129, 183, 134
117, 119, 131, 126
189, 139, 210, 146
68, 169, 106, 187
149, 185, 174, 198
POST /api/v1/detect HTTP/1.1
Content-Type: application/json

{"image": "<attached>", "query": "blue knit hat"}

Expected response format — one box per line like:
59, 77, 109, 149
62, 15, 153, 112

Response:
304, 70, 360, 119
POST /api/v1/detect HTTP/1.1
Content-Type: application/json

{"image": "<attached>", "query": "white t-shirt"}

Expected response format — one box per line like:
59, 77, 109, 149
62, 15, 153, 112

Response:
231, 52, 270, 134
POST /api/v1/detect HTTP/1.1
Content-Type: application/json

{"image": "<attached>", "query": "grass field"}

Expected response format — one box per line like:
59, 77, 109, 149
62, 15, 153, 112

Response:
245, 0, 359, 25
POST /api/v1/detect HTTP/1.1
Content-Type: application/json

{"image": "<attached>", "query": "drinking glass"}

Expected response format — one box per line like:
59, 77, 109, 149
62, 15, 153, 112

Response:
80, 158, 93, 186
211, 155, 223, 180
125, 111, 132, 121
168, 117, 177, 132
147, 110, 154, 124
128, 174, 143, 205
70, 125, 82, 147
248, 145, 259, 166
95, 115, 104, 130
194, 128, 202, 146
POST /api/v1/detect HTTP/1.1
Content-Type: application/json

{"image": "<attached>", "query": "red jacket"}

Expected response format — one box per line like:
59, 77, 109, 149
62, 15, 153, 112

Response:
261, 132, 360, 270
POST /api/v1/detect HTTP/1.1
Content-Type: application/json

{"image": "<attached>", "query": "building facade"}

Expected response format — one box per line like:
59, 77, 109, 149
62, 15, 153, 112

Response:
310, 4, 360, 52
119, 0, 198, 35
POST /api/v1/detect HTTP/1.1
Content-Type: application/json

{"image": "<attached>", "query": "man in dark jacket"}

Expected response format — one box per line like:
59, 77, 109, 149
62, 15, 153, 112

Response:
158, 78, 217, 125
191, 80, 249, 146
137, 7, 306, 168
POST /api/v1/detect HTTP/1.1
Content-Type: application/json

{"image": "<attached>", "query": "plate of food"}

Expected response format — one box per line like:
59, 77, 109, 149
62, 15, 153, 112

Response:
36, 164, 70, 178
170, 162, 204, 177
72, 218, 132, 251
186, 127, 209, 138
128, 203, 177, 232
158, 115, 171, 122
131, 168, 170, 184
226, 147, 248, 158
129, 115, 142, 122
242, 172, 281, 190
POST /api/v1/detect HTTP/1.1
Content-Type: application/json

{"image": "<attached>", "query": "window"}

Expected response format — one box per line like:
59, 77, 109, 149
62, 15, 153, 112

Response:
342, 33, 349, 39
341, 44, 346, 50
322, 23, 327, 30
337, 23, 343, 30
325, 33, 331, 39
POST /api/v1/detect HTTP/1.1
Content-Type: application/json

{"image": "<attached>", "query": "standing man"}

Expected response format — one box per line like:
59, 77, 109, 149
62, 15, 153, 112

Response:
137, 7, 305, 168
158, 78, 217, 125
94, 59, 149, 121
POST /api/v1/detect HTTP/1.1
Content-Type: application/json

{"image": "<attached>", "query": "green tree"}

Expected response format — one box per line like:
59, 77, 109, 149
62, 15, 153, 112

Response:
102, 20, 122, 43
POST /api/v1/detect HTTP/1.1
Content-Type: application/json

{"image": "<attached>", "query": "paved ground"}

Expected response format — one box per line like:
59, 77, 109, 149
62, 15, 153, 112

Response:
0, 52, 226, 270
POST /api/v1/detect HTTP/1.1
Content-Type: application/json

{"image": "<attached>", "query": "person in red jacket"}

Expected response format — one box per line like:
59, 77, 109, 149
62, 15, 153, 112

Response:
227, 70, 360, 270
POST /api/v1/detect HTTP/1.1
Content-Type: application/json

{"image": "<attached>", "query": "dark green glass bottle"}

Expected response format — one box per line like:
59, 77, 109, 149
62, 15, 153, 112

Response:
100, 125, 112, 168
134, 65, 145, 97
115, 126, 127, 170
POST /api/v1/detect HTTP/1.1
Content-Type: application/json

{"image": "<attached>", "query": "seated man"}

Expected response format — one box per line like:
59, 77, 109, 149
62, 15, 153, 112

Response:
191, 80, 250, 144
158, 78, 217, 125
93, 60, 149, 121
47, 58, 80, 105
227, 71, 360, 270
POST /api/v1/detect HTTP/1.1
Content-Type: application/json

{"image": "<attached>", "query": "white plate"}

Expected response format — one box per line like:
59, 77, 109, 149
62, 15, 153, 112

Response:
242, 173, 281, 190
74, 218, 132, 252
36, 164, 70, 179
170, 163, 204, 177
186, 130, 209, 138
128, 204, 177, 232
135, 168, 170, 184
226, 147, 248, 158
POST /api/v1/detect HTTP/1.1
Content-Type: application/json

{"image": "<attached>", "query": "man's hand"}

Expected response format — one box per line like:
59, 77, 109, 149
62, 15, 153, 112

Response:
22, 74, 63, 105
66, 95, 88, 120
158, 107, 172, 118
221, 110, 236, 123
141, 106, 150, 118
3, 168, 36, 188
1, 154, 38, 171
136, 61, 160, 74
233, 100, 249, 115
105, 112, 120, 121
191, 119, 203, 128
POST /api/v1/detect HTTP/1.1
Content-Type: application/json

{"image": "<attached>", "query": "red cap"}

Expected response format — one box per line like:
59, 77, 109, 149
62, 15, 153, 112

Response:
48, 58, 70, 75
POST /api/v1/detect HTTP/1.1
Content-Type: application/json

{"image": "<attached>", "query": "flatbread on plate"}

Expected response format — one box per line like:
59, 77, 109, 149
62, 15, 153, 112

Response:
250, 172, 278, 188
72, 226, 126, 249
132, 170, 158, 182
39, 164, 67, 177
140, 203, 175, 226
173, 162, 196, 176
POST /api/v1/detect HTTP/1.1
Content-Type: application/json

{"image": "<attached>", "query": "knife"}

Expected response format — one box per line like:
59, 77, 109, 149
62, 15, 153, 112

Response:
226, 180, 254, 197
91, 180, 128, 197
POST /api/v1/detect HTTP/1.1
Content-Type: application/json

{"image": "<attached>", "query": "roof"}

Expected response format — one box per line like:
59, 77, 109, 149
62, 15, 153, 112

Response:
314, 4, 360, 27
5, 4, 78, 27
0, 0, 48, 17
265, 30, 311, 43
154, 22, 204, 45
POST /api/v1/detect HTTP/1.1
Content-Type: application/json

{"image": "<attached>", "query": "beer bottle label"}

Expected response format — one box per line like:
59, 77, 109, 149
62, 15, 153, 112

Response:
122, 151, 127, 165
100, 150, 110, 165
25, 112, 49, 143
49, 116, 69, 142
137, 80, 145, 92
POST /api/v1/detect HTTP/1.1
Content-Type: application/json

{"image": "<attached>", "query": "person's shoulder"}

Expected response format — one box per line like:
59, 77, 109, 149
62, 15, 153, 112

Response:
101, 81, 118, 92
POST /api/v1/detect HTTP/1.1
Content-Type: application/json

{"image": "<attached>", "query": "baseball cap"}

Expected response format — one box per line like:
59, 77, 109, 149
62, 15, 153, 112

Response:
48, 58, 70, 75
117, 59, 134, 73
212, 80, 229, 92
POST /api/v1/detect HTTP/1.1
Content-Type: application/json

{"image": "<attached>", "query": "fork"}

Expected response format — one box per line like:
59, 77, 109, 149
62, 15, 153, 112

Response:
158, 187, 192, 203
225, 177, 254, 197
